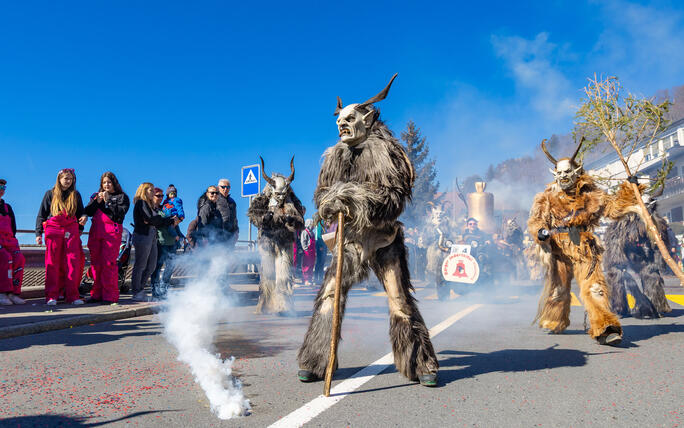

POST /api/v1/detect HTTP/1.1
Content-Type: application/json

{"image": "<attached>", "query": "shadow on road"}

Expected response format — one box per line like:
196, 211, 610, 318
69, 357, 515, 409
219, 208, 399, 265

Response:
620, 321, 684, 347
436, 345, 602, 386
1, 319, 160, 352
0, 410, 178, 427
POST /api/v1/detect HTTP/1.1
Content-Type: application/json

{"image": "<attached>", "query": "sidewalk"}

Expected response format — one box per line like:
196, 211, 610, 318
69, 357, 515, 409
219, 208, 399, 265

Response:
0, 283, 259, 341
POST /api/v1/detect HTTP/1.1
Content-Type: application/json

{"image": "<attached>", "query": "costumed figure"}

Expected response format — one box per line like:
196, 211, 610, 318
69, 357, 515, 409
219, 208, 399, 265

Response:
501, 218, 528, 280
425, 201, 456, 300
528, 138, 644, 346
247, 157, 304, 315
297, 74, 439, 387
603, 186, 672, 318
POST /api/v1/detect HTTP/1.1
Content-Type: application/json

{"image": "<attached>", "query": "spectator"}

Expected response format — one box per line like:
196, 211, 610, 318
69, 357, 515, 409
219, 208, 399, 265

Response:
0, 179, 26, 305
152, 186, 181, 294
131, 183, 178, 302
313, 220, 328, 284
36, 168, 87, 306
185, 217, 199, 250
217, 179, 239, 246
161, 184, 185, 240
300, 218, 316, 286
197, 186, 223, 245
84, 172, 130, 304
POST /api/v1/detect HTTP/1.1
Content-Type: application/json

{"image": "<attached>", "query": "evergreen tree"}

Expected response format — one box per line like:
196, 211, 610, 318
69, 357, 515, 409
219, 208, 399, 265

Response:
400, 120, 439, 226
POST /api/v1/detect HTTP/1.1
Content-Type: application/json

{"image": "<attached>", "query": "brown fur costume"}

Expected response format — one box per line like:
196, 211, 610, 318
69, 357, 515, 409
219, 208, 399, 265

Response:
528, 175, 641, 339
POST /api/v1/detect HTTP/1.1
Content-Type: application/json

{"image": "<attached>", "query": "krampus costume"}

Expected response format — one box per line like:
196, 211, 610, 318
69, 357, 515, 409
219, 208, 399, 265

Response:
603, 189, 672, 318
247, 157, 304, 315
297, 74, 439, 386
425, 201, 456, 301
528, 138, 642, 346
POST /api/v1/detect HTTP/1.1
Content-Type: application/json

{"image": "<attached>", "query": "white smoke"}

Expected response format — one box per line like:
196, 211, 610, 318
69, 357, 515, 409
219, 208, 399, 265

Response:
159, 246, 251, 419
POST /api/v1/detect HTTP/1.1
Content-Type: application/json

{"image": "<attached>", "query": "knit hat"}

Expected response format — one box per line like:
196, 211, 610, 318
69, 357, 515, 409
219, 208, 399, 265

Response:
166, 184, 177, 195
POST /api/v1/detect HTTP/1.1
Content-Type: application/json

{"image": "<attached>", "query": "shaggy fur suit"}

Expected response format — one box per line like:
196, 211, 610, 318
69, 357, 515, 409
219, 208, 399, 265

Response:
528, 176, 641, 340
297, 118, 439, 381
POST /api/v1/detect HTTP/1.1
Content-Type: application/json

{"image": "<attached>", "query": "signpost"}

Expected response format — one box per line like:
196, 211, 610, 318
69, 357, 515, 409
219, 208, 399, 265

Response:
241, 164, 261, 244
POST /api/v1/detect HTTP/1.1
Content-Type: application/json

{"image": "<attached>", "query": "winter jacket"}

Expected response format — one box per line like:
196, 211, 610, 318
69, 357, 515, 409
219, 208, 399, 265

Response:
0, 200, 17, 236
197, 196, 223, 239
217, 194, 239, 236
161, 196, 185, 220
36, 189, 85, 236
132, 199, 175, 235
85, 192, 130, 224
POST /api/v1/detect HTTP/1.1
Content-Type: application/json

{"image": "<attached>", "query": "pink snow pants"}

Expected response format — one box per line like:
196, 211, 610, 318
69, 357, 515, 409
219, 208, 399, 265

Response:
0, 214, 24, 294
44, 215, 82, 303
87, 210, 122, 302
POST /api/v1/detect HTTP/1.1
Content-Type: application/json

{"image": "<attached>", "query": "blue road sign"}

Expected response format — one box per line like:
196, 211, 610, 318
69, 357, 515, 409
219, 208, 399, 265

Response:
241, 164, 260, 197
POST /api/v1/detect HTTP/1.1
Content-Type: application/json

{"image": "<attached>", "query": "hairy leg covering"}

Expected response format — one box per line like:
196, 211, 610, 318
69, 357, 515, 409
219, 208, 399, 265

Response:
372, 234, 438, 380
256, 241, 294, 315
573, 256, 621, 339
536, 257, 572, 333
637, 262, 671, 316
605, 265, 632, 316
297, 244, 369, 378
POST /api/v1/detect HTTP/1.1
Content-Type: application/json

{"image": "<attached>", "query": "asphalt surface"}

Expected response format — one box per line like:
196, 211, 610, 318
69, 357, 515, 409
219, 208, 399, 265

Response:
1, 280, 683, 427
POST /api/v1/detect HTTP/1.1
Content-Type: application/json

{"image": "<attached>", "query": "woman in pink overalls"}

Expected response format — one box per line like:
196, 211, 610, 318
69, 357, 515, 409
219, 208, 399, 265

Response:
36, 169, 88, 306
85, 172, 130, 304
0, 179, 26, 306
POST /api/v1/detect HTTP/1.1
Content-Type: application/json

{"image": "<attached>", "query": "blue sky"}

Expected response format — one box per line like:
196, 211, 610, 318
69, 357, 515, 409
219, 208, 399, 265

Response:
2, 0, 683, 242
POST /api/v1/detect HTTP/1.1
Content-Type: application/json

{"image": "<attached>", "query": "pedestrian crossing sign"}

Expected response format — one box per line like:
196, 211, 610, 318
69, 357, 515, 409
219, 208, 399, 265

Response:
241, 164, 261, 197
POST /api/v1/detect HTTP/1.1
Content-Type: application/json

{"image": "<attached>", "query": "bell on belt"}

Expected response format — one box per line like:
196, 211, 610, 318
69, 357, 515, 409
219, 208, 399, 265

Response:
467, 182, 495, 234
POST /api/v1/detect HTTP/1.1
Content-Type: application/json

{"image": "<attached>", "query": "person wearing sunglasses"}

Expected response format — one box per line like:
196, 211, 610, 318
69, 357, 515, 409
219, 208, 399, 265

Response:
196, 186, 223, 245
36, 169, 88, 306
130, 183, 179, 302
0, 179, 26, 305
216, 179, 239, 247
84, 172, 130, 304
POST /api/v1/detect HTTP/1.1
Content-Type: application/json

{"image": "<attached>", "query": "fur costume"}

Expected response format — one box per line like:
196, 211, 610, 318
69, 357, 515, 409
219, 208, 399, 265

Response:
603, 196, 672, 318
502, 219, 529, 280
297, 75, 439, 383
529, 174, 642, 340
424, 202, 454, 300
528, 138, 642, 343
247, 158, 304, 315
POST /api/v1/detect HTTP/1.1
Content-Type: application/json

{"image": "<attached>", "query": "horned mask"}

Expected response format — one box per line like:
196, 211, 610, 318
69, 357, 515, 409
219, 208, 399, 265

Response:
260, 156, 295, 207
426, 201, 451, 228
541, 137, 584, 192
334, 73, 397, 147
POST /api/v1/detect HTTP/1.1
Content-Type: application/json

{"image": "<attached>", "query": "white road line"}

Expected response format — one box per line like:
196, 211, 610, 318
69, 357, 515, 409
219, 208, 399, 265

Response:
268, 303, 484, 428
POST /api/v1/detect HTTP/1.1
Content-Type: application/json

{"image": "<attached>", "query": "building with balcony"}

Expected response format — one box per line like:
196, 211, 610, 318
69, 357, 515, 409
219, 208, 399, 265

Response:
586, 117, 684, 229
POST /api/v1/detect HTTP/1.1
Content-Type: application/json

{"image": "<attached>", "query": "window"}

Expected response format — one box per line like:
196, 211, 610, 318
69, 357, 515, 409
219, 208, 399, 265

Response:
671, 206, 683, 223
668, 166, 679, 178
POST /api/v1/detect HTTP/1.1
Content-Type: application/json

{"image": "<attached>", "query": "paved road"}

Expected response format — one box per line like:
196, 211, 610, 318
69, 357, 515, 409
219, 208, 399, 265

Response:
1, 281, 683, 427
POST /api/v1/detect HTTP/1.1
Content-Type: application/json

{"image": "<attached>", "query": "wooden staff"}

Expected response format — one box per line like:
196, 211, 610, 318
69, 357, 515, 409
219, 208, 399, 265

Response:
324, 212, 345, 397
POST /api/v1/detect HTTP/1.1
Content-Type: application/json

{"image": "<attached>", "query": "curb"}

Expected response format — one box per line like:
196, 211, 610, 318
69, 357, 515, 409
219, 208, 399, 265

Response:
0, 304, 159, 340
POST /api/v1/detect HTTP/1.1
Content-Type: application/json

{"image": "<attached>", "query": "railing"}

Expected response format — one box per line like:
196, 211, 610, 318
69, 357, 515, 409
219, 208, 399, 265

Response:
662, 176, 684, 199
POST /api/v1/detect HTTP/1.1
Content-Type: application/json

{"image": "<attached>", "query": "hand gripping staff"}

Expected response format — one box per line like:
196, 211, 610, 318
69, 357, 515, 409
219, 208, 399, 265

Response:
324, 212, 344, 397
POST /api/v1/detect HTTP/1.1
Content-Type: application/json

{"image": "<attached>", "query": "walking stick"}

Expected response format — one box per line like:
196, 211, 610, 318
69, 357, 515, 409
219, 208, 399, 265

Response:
324, 212, 344, 397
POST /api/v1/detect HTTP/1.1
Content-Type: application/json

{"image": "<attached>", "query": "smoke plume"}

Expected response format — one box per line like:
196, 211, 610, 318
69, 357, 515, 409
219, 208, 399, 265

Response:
159, 246, 250, 419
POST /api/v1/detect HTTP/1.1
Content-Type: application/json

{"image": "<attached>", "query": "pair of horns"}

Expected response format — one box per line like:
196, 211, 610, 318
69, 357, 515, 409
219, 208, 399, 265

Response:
334, 73, 398, 116
260, 156, 295, 187
541, 136, 585, 166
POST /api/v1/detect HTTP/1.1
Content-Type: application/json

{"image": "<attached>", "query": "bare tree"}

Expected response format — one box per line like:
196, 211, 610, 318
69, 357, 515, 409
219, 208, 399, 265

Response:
575, 75, 683, 284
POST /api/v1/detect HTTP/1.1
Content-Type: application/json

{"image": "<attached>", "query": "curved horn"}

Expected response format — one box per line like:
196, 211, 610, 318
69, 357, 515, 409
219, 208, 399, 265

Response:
357, 73, 398, 109
570, 136, 585, 166
540, 139, 557, 165
287, 156, 295, 183
259, 156, 276, 187
334, 96, 343, 116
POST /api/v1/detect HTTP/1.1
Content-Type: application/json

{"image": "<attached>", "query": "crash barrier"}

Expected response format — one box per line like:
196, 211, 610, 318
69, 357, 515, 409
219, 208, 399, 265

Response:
16, 229, 260, 289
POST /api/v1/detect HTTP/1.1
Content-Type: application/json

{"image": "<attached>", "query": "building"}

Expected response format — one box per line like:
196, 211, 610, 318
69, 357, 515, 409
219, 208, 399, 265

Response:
586, 117, 684, 226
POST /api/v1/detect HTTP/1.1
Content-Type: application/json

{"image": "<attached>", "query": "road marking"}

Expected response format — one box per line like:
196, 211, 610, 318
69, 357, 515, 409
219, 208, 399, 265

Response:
666, 294, 684, 306
570, 292, 582, 306
268, 303, 483, 428
627, 294, 636, 309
